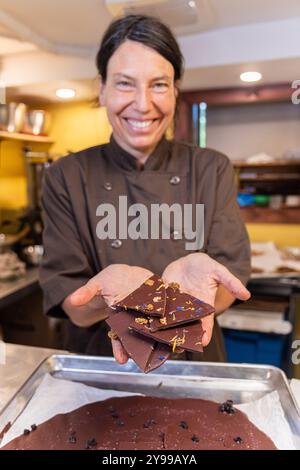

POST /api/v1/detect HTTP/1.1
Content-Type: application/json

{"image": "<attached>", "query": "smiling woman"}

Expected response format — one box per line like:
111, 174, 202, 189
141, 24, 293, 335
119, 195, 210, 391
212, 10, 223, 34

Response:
96, 15, 183, 162
39, 14, 250, 363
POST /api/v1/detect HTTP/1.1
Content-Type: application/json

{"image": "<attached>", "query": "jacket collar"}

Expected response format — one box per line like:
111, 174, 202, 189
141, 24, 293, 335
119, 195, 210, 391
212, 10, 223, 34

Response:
106, 134, 172, 172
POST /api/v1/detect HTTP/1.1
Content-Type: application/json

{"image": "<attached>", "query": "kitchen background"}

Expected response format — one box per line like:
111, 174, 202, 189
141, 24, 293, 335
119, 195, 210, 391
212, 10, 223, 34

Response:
0, 0, 299, 377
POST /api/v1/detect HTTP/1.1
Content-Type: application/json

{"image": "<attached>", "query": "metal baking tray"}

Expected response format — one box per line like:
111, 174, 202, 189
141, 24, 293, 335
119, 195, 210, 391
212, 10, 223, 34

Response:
1, 355, 300, 444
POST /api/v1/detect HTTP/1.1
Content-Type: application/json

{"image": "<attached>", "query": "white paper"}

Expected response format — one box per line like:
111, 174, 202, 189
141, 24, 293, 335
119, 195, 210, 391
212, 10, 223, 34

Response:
236, 391, 297, 450
1, 374, 298, 449
0, 374, 140, 448
291, 379, 300, 410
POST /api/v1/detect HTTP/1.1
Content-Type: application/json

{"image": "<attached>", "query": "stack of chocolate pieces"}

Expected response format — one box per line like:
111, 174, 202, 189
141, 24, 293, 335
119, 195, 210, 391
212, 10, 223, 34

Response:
105, 274, 215, 373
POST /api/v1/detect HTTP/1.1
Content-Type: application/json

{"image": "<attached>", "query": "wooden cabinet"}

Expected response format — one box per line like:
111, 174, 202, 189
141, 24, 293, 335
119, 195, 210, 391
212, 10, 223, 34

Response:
234, 160, 300, 224
175, 84, 300, 224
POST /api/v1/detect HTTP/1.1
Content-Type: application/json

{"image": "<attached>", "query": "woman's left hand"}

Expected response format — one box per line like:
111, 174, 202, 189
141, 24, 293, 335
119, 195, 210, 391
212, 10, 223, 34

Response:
162, 253, 250, 347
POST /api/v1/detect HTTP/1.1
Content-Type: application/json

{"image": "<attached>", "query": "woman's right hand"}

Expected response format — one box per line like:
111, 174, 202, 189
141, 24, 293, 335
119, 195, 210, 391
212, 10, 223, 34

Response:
63, 264, 153, 364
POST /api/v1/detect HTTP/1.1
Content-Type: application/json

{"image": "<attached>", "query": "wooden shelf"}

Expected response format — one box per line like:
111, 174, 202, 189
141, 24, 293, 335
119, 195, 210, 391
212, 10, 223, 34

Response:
233, 160, 300, 168
240, 206, 300, 224
0, 130, 53, 144
239, 174, 299, 181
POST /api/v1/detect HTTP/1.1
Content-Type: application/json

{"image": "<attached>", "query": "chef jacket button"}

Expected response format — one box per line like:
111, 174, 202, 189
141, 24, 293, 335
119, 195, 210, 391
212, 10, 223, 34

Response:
111, 239, 122, 249
104, 182, 113, 191
171, 229, 181, 240
169, 175, 180, 185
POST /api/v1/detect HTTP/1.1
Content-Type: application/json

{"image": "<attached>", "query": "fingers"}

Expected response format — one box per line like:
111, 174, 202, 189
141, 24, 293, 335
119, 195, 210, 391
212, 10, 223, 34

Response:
201, 313, 215, 347
69, 279, 101, 306
214, 265, 250, 301
111, 338, 129, 365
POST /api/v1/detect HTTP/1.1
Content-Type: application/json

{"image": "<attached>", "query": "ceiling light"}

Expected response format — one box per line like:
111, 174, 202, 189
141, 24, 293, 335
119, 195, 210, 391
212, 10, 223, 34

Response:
240, 71, 262, 83
55, 88, 76, 99
188, 1, 196, 7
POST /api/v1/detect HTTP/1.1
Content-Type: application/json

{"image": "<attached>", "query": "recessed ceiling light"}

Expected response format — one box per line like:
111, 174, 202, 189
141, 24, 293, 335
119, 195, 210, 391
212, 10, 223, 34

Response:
55, 88, 76, 99
240, 71, 262, 83
188, 0, 196, 7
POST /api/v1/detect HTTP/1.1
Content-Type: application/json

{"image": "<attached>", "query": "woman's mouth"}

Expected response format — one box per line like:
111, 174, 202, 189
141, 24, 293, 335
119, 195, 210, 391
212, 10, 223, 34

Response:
123, 118, 160, 132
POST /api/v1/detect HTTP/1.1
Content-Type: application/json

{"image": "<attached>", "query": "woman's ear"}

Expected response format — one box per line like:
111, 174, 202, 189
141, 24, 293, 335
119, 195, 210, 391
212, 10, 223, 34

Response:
99, 76, 106, 106
174, 80, 180, 99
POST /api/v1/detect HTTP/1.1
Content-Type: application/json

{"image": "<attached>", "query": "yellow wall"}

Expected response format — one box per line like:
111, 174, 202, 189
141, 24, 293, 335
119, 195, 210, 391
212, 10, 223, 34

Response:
0, 140, 27, 210
247, 224, 300, 248
45, 100, 112, 157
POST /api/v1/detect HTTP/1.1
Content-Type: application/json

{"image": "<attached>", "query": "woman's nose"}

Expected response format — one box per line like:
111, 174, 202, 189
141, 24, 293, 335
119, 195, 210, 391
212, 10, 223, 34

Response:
133, 87, 152, 113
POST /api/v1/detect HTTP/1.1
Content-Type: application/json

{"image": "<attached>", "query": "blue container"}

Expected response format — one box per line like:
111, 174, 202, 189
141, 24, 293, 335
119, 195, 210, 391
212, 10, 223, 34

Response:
222, 328, 286, 368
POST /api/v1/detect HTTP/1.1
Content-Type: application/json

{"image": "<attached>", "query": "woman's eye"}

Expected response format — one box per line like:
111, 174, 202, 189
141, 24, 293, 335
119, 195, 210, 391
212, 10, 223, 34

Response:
116, 81, 133, 89
153, 82, 169, 91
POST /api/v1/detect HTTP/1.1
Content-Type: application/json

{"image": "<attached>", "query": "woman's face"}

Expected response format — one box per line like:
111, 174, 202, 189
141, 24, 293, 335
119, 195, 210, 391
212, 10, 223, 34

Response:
100, 40, 179, 160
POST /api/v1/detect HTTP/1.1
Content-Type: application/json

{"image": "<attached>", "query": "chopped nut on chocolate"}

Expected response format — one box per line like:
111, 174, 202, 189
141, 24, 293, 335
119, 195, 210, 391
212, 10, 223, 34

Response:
107, 330, 119, 340
168, 282, 180, 291
145, 304, 154, 311
135, 317, 149, 325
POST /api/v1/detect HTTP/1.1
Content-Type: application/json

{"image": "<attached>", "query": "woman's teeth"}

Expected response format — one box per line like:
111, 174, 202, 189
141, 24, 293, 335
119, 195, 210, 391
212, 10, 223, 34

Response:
127, 119, 154, 129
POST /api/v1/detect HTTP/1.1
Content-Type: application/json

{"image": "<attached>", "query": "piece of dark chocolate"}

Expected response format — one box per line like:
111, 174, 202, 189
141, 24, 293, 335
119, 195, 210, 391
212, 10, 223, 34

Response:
131, 320, 204, 353
106, 311, 171, 373
114, 274, 166, 317
149, 288, 214, 332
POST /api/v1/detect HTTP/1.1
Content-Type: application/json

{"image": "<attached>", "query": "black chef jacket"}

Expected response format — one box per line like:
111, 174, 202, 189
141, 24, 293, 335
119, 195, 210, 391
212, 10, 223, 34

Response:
39, 136, 251, 361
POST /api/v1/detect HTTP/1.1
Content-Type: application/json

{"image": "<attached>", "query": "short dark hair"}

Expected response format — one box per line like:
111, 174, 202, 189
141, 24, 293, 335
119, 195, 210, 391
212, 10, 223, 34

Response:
96, 15, 184, 83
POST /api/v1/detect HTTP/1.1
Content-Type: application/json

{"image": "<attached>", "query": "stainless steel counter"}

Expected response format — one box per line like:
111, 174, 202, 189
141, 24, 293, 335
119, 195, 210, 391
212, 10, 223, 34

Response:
0, 268, 39, 310
0, 343, 65, 412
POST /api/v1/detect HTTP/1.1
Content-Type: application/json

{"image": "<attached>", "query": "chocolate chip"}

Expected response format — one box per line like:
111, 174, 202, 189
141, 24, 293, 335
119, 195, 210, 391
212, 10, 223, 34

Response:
234, 436, 243, 444
68, 434, 77, 444
143, 419, 156, 428
191, 435, 200, 443
23, 429, 30, 435
87, 438, 97, 447
179, 420, 189, 429
30, 424, 37, 431
219, 400, 236, 414
85, 438, 97, 450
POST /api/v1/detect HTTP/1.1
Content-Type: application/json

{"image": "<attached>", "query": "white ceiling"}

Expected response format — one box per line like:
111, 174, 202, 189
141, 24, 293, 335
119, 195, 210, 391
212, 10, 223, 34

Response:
0, 0, 300, 102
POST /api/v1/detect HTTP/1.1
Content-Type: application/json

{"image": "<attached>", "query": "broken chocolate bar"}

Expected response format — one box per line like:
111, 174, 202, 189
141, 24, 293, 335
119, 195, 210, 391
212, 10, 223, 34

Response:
114, 274, 166, 317
106, 310, 171, 373
106, 276, 215, 373
131, 320, 204, 353
148, 287, 214, 332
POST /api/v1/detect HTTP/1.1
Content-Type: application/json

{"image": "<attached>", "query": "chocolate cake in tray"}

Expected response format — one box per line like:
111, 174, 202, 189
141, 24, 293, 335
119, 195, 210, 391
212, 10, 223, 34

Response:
2, 396, 276, 450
